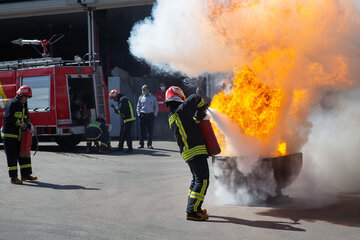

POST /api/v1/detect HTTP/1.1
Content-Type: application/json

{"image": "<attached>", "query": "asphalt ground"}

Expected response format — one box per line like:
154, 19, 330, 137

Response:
0, 141, 358, 240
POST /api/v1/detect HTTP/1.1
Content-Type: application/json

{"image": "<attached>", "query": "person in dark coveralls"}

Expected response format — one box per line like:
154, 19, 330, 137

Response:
85, 115, 111, 153
2, 85, 37, 184
136, 85, 158, 149
109, 89, 136, 153
165, 86, 209, 221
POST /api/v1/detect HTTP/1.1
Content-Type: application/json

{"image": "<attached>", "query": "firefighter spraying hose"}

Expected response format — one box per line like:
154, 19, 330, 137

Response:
2, 85, 37, 184
165, 86, 221, 221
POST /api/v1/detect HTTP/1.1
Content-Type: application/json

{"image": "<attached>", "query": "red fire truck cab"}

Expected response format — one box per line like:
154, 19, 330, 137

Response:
0, 57, 111, 147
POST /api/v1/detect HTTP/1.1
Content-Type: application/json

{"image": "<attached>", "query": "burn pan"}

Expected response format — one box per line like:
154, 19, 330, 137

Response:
212, 153, 302, 199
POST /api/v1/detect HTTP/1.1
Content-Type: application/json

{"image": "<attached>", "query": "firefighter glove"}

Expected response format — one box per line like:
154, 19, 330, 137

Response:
19, 122, 27, 131
195, 106, 207, 121
111, 104, 120, 114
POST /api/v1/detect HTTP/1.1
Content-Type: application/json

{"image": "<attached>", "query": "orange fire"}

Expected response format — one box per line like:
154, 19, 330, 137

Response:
211, 67, 283, 138
210, 67, 286, 155
207, 0, 354, 156
276, 142, 287, 156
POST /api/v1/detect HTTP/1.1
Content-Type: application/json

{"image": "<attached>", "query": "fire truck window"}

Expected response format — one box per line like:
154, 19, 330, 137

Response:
22, 75, 50, 110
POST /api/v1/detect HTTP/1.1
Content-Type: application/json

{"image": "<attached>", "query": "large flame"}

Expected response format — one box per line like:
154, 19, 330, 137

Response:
211, 67, 283, 138
210, 66, 286, 156
206, 0, 354, 156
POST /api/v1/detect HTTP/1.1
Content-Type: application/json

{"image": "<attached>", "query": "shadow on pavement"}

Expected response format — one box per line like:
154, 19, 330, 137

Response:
23, 181, 100, 190
208, 215, 305, 231
110, 148, 171, 157
34, 145, 173, 157
36, 145, 80, 153
257, 194, 360, 228
147, 147, 179, 153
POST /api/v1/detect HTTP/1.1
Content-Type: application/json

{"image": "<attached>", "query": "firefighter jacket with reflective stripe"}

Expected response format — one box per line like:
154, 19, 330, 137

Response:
88, 121, 105, 133
2, 96, 31, 140
168, 94, 208, 162
85, 120, 107, 141
115, 96, 136, 123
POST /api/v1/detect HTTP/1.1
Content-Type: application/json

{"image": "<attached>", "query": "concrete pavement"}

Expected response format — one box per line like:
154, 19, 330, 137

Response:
0, 141, 358, 240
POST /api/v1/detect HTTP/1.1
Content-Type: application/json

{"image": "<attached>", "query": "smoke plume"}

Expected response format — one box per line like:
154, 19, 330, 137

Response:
300, 89, 360, 193
129, 0, 360, 202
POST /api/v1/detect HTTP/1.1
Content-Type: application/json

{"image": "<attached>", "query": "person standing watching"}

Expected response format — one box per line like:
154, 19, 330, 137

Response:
109, 89, 136, 153
2, 85, 37, 184
154, 83, 170, 139
136, 85, 158, 149
165, 86, 209, 221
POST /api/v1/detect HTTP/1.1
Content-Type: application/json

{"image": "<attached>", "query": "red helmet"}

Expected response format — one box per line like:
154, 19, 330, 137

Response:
109, 89, 120, 99
96, 115, 106, 122
165, 86, 186, 103
16, 85, 32, 98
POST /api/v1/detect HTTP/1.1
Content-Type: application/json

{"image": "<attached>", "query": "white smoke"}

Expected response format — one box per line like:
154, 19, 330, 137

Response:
208, 108, 260, 172
128, 0, 240, 77
209, 108, 279, 205
299, 88, 360, 193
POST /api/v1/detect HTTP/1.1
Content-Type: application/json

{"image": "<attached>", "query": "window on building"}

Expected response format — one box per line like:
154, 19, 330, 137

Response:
21, 75, 50, 110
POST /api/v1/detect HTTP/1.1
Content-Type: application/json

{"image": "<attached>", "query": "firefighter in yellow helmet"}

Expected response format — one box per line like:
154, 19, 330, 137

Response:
165, 86, 209, 221
2, 85, 37, 184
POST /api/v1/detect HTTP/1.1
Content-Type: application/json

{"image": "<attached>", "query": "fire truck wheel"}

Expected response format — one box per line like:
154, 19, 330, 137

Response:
55, 135, 83, 148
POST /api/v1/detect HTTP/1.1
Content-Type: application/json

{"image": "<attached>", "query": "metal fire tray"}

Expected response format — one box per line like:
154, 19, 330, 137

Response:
212, 153, 302, 197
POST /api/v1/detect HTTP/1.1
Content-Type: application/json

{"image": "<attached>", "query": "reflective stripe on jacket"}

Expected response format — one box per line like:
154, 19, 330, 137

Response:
2, 96, 30, 141
116, 96, 136, 123
168, 94, 208, 162
88, 121, 103, 133
85, 121, 106, 141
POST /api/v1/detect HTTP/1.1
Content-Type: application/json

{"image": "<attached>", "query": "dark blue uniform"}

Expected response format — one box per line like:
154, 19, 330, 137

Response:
114, 95, 136, 151
85, 119, 110, 152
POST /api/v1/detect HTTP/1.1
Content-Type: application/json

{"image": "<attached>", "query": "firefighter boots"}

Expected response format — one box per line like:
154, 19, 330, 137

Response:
186, 211, 209, 221
106, 146, 113, 153
99, 146, 112, 154
125, 147, 133, 153
21, 175, 38, 181
10, 177, 23, 185
201, 208, 207, 215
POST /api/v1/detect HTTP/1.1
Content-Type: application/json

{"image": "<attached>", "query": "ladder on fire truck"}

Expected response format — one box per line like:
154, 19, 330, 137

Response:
93, 66, 107, 118
0, 57, 63, 70
86, 7, 107, 120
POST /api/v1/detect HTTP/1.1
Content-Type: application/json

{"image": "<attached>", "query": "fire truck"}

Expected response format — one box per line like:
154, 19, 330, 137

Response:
0, 57, 111, 147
